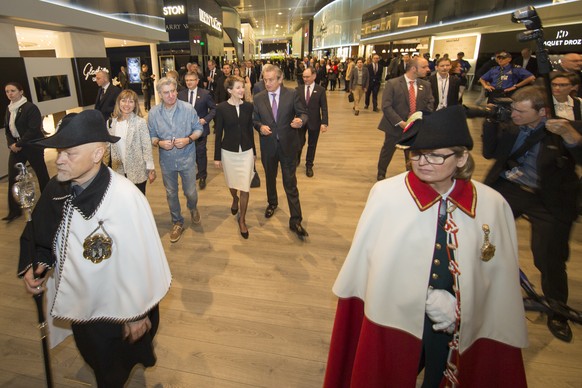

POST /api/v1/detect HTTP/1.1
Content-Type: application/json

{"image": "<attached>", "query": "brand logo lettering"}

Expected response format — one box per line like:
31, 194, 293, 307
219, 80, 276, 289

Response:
556, 30, 568, 39
199, 8, 222, 32
82, 63, 108, 81
164, 5, 185, 16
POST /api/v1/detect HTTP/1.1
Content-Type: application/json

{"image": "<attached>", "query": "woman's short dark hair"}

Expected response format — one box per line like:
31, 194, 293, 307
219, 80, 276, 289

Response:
5, 81, 24, 91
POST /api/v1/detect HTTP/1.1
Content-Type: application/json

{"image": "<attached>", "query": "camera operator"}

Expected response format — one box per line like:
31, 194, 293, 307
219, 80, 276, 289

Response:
479, 51, 535, 103
482, 86, 582, 343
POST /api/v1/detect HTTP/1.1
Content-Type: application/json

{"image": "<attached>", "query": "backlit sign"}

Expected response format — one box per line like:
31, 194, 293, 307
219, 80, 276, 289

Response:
199, 8, 222, 32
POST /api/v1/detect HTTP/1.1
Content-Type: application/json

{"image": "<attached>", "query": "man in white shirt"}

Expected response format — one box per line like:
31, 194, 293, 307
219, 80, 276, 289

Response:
429, 58, 461, 111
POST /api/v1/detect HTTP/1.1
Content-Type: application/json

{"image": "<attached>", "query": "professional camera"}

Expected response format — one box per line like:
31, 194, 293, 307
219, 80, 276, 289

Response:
464, 98, 513, 122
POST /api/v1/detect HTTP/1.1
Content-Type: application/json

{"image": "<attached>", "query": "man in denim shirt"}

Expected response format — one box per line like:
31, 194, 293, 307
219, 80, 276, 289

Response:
149, 77, 203, 243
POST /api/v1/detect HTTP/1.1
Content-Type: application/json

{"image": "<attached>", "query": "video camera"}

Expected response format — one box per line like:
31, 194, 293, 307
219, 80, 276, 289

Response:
464, 98, 513, 122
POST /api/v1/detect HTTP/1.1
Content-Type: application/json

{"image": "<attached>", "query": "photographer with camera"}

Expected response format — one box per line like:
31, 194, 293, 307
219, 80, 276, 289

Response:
479, 51, 535, 103
482, 86, 582, 343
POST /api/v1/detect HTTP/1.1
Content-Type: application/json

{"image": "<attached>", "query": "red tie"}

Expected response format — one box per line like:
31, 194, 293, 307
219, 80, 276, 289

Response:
408, 80, 416, 117
306, 85, 311, 104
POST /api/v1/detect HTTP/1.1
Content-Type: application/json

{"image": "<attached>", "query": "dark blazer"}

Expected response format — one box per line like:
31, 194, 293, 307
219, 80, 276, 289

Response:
429, 74, 461, 107
252, 81, 265, 95
206, 68, 221, 91
378, 76, 434, 135
95, 84, 121, 120
253, 86, 308, 157
214, 73, 228, 103
214, 101, 255, 160
367, 62, 384, 87
118, 71, 129, 89
513, 56, 538, 76
296, 83, 328, 131
4, 101, 44, 147
482, 120, 582, 222
178, 87, 217, 137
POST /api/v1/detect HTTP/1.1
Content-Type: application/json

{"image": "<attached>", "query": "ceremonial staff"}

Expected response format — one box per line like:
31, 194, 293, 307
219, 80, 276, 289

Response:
12, 162, 53, 388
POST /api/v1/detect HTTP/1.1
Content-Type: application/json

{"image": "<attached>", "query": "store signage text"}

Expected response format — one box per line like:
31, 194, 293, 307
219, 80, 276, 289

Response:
164, 5, 185, 16
82, 63, 109, 81
544, 30, 580, 47
199, 8, 222, 32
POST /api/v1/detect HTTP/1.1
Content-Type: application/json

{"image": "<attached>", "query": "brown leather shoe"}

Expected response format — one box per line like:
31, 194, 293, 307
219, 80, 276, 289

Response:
169, 223, 184, 243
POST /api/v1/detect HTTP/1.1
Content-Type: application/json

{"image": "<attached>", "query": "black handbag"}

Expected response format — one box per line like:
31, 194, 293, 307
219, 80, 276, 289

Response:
348, 92, 354, 103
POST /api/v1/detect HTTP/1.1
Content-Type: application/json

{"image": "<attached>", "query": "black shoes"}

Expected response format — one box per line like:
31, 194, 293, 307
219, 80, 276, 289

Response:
364, 105, 369, 109
238, 217, 249, 239
373, 108, 380, 112
306, 167, 314, 177
2, 213, 21, 223
199, 177, 206, 190
290, 223, 309, 239
377, 174, 385, 181
547, 316, 573, 342
264, 204, 277, 218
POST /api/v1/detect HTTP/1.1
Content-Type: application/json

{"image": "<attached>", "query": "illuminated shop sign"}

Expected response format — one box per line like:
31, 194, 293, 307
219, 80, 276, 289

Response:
199, 8, 222, 32
163, 5, 185, 16
544, 29, 581, 48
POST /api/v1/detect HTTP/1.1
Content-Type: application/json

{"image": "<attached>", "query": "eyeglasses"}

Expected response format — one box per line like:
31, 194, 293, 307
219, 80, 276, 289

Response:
496, 56, 509, 59
551, 82, 572, 88
409, 152, 457, 165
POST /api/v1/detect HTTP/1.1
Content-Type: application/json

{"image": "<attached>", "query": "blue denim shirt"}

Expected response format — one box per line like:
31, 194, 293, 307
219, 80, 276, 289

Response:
148, 100, 203, 171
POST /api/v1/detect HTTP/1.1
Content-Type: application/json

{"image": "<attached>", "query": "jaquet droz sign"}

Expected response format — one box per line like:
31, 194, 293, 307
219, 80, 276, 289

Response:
71, 57, 111, 107
543, 25, 582, 51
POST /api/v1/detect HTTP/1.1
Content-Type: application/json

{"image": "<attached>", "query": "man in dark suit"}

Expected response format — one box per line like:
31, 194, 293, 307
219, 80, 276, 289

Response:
253, 64, 309, 239
118, 66, 129, 90
244, 60, 257, 89
205, 59, 219, 93
429, 57, 461, 110
214, 63, 231, 104
296, 67, 329, 177
365, 54, 384, 112
178, 72, 217, 190
385, 53, 409, 80
482, 86, 582, 343
376, 56, 434, 180
94, 70, 120, 120
513, 47, 538, 77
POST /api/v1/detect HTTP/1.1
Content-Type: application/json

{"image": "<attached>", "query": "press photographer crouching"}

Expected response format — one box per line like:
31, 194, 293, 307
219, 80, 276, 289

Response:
481, 86, 582, 342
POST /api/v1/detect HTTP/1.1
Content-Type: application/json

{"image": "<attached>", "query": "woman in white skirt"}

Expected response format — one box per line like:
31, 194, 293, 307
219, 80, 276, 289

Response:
214, 75, 256, 238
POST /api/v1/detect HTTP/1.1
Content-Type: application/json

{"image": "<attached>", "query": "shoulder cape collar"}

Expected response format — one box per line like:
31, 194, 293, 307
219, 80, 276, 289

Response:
405, 171, 476, 217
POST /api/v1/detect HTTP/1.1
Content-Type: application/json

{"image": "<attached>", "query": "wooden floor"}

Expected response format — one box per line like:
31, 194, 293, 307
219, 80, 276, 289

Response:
0, 82, 581, 387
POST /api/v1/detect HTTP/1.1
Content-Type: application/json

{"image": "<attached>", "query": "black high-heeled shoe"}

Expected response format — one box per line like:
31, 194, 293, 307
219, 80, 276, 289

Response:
238, 218, 249, 239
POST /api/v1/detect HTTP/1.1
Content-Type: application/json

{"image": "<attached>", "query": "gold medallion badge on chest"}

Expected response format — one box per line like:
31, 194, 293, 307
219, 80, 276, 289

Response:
83, 220, 112, 264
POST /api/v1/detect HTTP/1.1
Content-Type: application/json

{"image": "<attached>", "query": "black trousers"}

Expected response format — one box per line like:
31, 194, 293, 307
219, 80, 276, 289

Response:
7, 147, 50, 216
142, 88, 152, 110
297, 127, 320, 168
195, 136, 208, 180
490, 178, 572, 304
365, 82, 380, 109
261, 141, 302, 225
418, 314, 452, 388
377, 130, 401, 176
72, 306, 160, 388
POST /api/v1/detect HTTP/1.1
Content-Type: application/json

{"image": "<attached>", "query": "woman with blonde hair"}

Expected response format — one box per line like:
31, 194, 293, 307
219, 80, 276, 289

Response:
108, 89, 156, 194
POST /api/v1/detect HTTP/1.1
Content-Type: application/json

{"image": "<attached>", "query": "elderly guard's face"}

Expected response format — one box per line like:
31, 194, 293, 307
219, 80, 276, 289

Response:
56, 143, 104, 184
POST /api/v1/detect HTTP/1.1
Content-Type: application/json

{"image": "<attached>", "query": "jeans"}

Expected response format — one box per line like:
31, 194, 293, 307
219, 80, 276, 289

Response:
161, 166, 198, 224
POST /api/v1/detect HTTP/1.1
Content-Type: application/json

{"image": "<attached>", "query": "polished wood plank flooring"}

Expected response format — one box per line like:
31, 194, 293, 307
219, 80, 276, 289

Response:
0, 82, 580, 387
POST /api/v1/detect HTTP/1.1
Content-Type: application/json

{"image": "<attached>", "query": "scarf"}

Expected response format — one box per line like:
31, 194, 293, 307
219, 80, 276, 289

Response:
8, 96, 27, 139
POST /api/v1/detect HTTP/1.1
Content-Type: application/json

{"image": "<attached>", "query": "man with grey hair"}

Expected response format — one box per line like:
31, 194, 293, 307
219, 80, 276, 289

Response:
553, 53, 582, 97
253, 64, 309, 239
148, 77, 204, 243
94, 69, 120, 119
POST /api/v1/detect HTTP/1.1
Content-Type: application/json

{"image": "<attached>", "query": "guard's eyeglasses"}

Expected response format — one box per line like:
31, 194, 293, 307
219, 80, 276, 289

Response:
409, 152, 457, 165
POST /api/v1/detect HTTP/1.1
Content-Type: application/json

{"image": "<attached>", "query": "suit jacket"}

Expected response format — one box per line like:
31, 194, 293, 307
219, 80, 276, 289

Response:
378, 76, 434, 135
178, 87, 217, 137
118, 71, 129, 89
367, 62, 384, 86
350, 67, 370, 90
296, 83, 328, 131
206, 68, 221, 91
214, 73, 228, 103
95, 84, 121, 120
4, 101, 44, 147
512, 56, 538, 76
107, 114, 154, 184
482, 120, 582, 222
253, 86, 308, 157
429, 74, 461, 108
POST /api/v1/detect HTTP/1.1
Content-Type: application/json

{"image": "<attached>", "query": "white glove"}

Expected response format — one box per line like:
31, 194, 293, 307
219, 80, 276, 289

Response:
426, 288, 456, 333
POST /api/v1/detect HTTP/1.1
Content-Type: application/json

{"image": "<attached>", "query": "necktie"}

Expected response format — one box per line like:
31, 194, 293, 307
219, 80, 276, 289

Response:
271, 93, 278, 122
72, 184, 83, 198
495, 67, 503, 89
408, 80, 416, 117
438, 199, 447, 226
374, 63, 377, 74
189, 90, 194, 105
306, 85, 311, 104
100, 88, 105, 101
